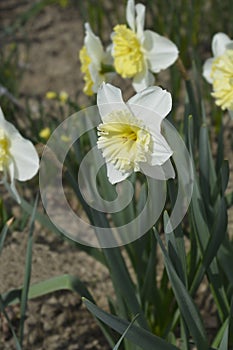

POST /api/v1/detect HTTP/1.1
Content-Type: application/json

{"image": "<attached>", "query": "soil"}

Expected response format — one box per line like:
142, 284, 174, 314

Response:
0, 1, 232, 350
0, 1, 112, 349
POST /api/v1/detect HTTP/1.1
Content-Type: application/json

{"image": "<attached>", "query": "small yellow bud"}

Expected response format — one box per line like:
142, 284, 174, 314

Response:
39, 127, 51, 140
59, 91, 69, 104
45, 91, 57, 100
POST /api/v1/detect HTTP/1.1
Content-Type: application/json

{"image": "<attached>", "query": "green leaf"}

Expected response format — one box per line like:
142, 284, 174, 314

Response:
185, 80, 200, 141
19, 196, 38, 345
191, 198, 227, 295
199, 124, 217, 218
211, 318, 228, 349
102, 246, 149, 330
216, 126, 224, 174
83, 298, 179, 350
0, 218, 13, 254
113, 314, 139, 350
1, 274, 117, 348
218, 321, 229, 350
164, 212, 187, 286
215, 297, 233, 350
20, 197, 106, 266
218, 243, 233, 288
0, 296, 22, 350
225, 191, 233, 208
220, 160, 230, 195
141, 235, 157, 304
154, 229, 208, 350
1, 274, 94, 306
190, 180, 229, 320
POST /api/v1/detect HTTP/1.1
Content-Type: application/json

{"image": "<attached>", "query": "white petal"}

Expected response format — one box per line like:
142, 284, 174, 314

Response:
132, 68, 155, 92
89, 64, 104, 93
97, 83, 128, 120
149, 132, 173, 166
10, 135, 39, 181
106, 162, 130, 184
140, 159, 175, 180
126, 0, 135, 31
212, 32, 231, 57
128, 86, 172, 121
84, 23, 103, 67
202, 57, 214, 84
135, 3, 145, 38
143, 30, 179, 73
0, 107, 5, 124
0, 109, 20, 138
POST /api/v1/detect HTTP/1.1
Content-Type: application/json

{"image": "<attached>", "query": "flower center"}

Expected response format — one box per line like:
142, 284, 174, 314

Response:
112, 25, 144, 78
97, 110, 151, 173
79, 46, 94, 96
210, 49, 233, 110
0, 128, 11, 172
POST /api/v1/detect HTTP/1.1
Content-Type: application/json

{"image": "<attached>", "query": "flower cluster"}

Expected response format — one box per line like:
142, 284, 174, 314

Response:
78, 0, 180, 183
79, 0, 178, 95
79, 0, 232, 185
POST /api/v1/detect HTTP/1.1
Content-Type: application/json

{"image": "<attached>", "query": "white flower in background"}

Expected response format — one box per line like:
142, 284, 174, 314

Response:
203, 32, 233, 115
0, 108, 39, 202
111, 0, 179, 92
79, 23, 113, 96
97, 83, 175, 184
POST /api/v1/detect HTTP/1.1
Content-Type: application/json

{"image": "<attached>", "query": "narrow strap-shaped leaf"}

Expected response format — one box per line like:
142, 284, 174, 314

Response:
1, 274, 94, 306
20, 197, 106, 266
190, 198, 228, 295
0, 296, 22, 350
19, 195, 38, 345
113, 314, 139, 350
0, 218, 13, 254
141, 235, 157, 304
190, 178, 229, 320
2, 275, 116, 348
211, 318, 228, 349
102, 246, 149, 330
218, 320, 229, 350
164, 212, 187, 286
217, 297, 233, 350
154, 229, 208, 349
83, 298, 179, 350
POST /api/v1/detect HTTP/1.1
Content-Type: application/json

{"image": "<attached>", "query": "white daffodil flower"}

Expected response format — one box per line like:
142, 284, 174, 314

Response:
97, 83, 175, 184
79, 23, 113, 96
111, 0, 179, 92
0, 108, 39, 202
203, 32, 233, 115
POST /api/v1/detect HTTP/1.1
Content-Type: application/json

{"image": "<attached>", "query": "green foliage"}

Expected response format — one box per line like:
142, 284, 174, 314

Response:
0, 0, 232, 349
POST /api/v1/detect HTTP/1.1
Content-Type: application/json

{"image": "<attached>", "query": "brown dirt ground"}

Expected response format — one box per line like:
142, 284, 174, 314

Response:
0, 1, 232, 350
0, 1, 113, 349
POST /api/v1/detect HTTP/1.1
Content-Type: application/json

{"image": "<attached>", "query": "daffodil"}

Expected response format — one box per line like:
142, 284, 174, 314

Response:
79, 23, 113, 96
203, 32, 233, 114
97, 83, 175, 184
0, 108, 39, 202
111, 0, 179, 92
